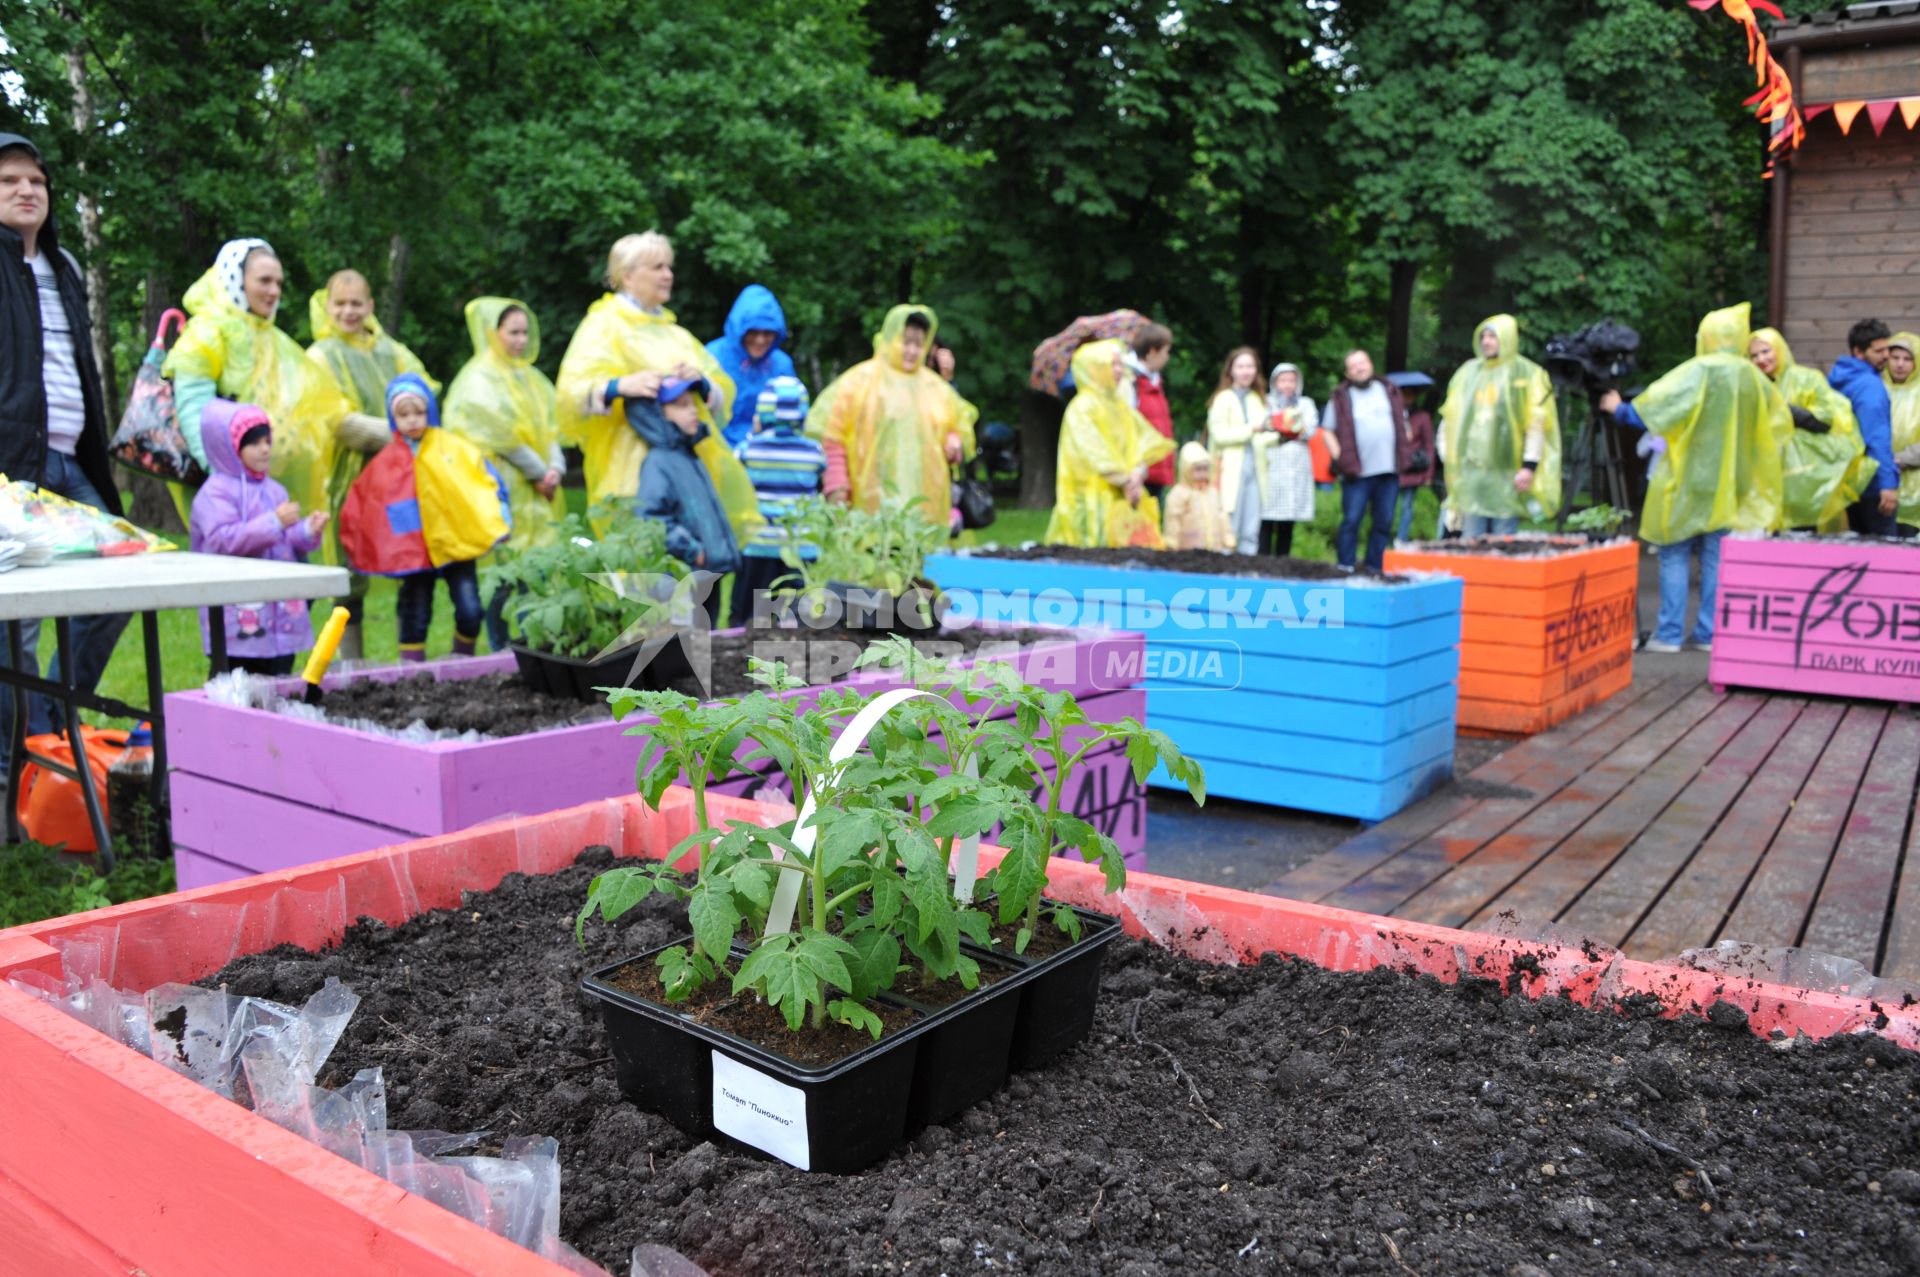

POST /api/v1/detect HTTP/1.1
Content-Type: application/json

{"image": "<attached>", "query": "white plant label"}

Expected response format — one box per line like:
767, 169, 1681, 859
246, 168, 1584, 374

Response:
711, 1051, 810, 1170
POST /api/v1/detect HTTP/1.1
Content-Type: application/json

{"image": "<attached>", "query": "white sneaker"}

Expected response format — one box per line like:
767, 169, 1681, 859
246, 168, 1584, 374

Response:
1643, 638, 1682, 653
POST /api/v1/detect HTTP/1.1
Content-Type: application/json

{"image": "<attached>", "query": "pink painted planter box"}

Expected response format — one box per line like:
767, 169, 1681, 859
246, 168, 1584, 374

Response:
1710, 536, 1920, 703
164, 626, 1150, 888
3, 787, 1912, 1276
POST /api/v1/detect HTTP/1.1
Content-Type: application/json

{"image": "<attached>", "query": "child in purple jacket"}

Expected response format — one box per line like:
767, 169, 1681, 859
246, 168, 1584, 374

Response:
188, 398, 330, 675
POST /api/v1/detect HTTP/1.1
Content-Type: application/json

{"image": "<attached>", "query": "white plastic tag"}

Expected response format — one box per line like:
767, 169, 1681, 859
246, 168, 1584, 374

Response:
711, 1050, 810, 1170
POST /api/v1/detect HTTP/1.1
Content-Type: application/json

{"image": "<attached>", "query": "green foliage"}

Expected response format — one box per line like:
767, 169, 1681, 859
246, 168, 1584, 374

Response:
483, 506, 682, 658
776, 496, 947, 600
1565, 504, 1629, 535
0, 842, 176, 929
577, 633, 1206, 1036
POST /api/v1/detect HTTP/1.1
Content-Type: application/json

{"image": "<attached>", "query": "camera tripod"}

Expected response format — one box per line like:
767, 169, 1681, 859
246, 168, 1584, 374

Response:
1556, 389, 1637, 532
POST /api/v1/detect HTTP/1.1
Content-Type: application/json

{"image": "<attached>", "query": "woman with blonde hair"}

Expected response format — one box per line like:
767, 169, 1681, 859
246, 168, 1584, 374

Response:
1205, 346, 1267, 553
556, 232, 758, 551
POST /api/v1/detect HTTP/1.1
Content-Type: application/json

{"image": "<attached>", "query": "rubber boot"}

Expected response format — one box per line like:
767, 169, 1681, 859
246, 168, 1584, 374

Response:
452, 632, 476, 658
336, 622, 364, 662
399, 645, 426, 664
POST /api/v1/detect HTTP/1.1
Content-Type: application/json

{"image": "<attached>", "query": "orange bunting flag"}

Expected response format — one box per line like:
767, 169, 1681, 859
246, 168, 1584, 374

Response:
1834, 100, 1866, 135
1902, 97, 1920, 130
1691, 0, 1804, 172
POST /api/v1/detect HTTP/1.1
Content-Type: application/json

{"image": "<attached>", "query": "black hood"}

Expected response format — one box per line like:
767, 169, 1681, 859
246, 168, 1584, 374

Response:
0, 132, 60, 259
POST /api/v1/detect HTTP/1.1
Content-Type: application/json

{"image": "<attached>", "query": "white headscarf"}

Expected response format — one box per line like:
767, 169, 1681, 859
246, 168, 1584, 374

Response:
1267, 362, 1302, 410
214, 237, 276, 317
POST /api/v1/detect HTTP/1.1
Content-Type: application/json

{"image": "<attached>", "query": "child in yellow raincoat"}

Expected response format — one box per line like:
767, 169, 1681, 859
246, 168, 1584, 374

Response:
1161, 441, 1233, 552
339, 374, 509, 661
443, 298, 564, 650
807, 304, 978, 527
1440, 314, 1561, 535
554, 232, 758, 546
306, 268, 439, 656
164, 239, 366, 543
1601, 303, 1789, 652
1886, 332, 1920, 533
1044, 339, 1174, 548
1747, 327, 1866, 531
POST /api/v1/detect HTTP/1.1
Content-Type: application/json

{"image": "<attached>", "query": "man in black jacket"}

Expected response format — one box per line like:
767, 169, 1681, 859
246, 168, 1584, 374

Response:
0, 133, 128, 766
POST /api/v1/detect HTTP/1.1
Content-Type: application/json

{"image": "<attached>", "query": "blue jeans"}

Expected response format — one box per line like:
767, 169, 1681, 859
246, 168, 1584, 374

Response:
1461, 513, 1519, 538
1396, 487, 1422, 541
397, 560, 483, 648
1654, 532, 1723, 646
0, 451, 131, 768
1338, 473, 1399, 569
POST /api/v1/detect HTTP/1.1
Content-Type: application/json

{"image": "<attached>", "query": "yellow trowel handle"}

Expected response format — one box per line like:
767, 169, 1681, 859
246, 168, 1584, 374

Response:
302, 606, 352, 693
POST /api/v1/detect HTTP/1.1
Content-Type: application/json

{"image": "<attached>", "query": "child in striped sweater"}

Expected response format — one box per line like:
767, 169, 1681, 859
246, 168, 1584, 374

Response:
732, 375, 825, 625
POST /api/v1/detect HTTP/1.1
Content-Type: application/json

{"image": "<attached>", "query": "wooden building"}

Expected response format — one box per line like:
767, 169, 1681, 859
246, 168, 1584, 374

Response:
1769, 2, 1920, 359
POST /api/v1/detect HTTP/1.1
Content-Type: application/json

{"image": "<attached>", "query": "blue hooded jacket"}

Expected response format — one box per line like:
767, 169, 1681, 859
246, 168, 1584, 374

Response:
628, 388, 744, 575
705, 285, 797, 448
1829, 356, 1897, 493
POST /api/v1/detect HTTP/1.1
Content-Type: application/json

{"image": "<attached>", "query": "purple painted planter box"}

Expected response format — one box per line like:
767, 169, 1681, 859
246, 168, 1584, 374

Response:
165, 625, 1150, 888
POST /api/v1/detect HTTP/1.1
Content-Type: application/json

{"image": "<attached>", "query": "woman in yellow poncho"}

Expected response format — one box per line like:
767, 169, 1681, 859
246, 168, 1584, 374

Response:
306, 268, 439, 656
1886, 332, 1920, 532
1043, 339, 1174, 548
1440, 314, 1561, 534
1747, 327, 1867, 531
164, 239, 369, 550
555, 232, 758, 551
1600, 302, 1790, 652
807, 303, 978, 527
443, 297, 565, 650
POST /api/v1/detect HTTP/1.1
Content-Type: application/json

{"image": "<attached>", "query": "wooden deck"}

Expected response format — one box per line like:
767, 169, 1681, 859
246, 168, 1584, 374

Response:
1267, 674, 1920, 982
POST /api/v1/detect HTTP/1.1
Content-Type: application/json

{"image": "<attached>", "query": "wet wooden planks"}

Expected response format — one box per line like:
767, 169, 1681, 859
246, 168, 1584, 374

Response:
1272, 677, 1920, 979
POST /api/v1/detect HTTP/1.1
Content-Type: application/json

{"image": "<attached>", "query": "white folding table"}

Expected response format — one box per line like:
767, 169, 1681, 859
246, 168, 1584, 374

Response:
1, 552, 348, 867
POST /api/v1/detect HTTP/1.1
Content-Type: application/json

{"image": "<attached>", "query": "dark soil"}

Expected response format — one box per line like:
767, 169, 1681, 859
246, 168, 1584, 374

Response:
974, 545, 1404, 583
204, 849, 1920, 1277
319, 625, 1064, 733
320, 671, 612, 736
1396, 536, 1605, 558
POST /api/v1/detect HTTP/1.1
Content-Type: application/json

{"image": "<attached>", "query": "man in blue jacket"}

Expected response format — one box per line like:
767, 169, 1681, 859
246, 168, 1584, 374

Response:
1830, 318, 1898, 536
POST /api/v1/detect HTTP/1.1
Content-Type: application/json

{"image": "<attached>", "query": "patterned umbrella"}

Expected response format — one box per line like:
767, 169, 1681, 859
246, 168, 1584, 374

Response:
1028, 309, 1152, 399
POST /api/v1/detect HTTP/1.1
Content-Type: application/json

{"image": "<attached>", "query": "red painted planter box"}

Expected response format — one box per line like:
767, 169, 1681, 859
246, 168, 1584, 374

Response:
1711, 535, 1920, 703
164, 625, 1150, 889
1384, 537, 1638, 735
3, 788, 1912, 1275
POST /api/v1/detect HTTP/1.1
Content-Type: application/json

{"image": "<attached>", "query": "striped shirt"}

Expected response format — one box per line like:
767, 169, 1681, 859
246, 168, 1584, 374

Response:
28, 253, 85, 456
734, 426, 826, 558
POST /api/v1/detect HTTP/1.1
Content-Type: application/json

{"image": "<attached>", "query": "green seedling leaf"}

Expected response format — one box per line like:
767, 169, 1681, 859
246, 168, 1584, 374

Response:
687, 881, 742, 961
1015, 925, 1033, 956
1051, 904, 1083, 943
656, 944, 715, 1002
828, 998, 885, 1041
575, 866, 661, 946
842, 929, 902, 1002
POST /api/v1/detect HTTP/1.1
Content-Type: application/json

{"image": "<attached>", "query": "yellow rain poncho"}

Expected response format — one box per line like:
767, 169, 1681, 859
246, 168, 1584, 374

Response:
1886, 332, 1920, 526
306, 288, 437, 507
165, 266, 350, 555
1634, 303, 1790, 545
807, 304, 978, 526
1043, 339, 1173, 548
1440, 314, 1562, 520
556, 293, 759, 542
443, 298, 564, 555
1750, 327, 1866, 530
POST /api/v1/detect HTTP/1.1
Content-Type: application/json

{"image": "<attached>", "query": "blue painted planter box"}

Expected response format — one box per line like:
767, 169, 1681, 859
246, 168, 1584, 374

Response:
926, 553, 1463, 821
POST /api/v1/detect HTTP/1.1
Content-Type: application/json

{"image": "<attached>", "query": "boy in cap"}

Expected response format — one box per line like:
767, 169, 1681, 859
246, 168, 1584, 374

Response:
731, 374, 824, 624
631, 377, 743, 622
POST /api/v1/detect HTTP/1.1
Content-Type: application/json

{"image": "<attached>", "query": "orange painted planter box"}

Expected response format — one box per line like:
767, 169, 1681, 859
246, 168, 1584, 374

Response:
1385, 537, 1639, 734
3, 786, 1913, 1275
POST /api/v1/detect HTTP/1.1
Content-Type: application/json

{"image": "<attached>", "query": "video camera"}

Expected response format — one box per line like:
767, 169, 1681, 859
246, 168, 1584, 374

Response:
1544, 321, 1640, 395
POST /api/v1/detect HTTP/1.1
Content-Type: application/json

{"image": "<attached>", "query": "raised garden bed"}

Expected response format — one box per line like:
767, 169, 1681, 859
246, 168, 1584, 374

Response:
164, 625, 1150, 889
3, 788, 1915, 1275
926, 547, 1462, 821
1385, 535, 1638, 735
1710, 535, 1920, 704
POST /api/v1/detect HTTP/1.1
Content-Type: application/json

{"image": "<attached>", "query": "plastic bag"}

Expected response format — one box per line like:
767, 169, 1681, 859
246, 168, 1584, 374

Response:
111, 308, 205, 485
0, 475, 175, 557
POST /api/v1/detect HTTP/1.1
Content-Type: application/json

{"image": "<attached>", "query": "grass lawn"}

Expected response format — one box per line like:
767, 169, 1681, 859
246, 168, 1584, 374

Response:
79, 483, 1449, 728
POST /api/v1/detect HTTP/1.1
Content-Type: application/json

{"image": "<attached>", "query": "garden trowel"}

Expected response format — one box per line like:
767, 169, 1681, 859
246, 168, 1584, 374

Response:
300, 606, 352, 706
